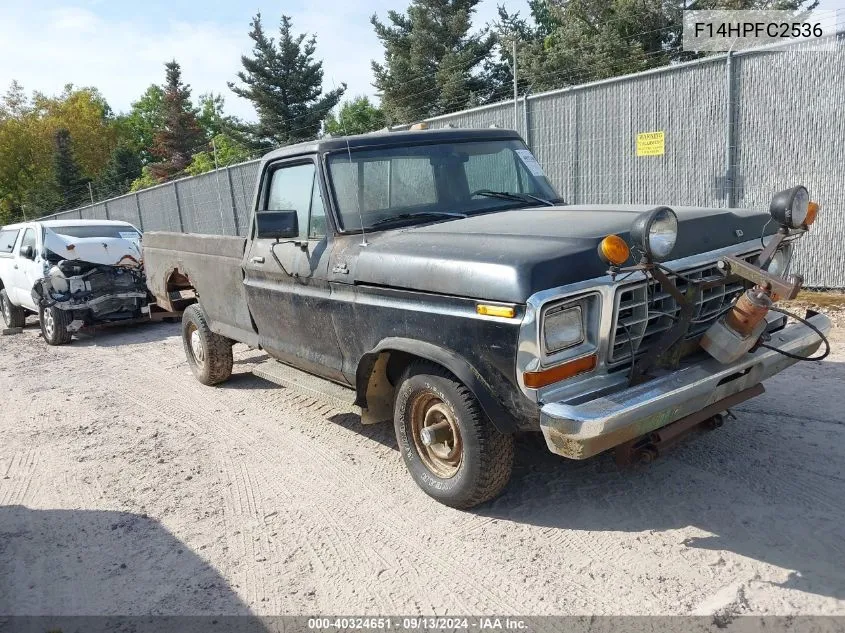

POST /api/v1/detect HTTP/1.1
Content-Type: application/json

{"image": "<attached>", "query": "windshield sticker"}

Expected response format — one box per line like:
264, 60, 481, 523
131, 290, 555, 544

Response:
515, 149, 545, 177
119, 231, 140, 240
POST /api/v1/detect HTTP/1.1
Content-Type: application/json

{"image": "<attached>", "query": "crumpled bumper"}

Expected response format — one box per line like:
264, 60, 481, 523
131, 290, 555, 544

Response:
539, 313, 831, 460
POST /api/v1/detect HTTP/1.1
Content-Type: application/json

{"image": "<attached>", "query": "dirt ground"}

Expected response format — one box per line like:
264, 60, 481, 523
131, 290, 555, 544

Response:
1, 316, 844, 617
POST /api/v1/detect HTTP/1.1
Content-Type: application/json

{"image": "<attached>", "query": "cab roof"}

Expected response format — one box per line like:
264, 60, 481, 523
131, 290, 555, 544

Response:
261, 127, 524, 162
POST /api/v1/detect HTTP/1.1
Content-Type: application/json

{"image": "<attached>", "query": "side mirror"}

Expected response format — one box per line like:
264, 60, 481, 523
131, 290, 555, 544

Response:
256, 210, 299, 240
20, 245, 35, 260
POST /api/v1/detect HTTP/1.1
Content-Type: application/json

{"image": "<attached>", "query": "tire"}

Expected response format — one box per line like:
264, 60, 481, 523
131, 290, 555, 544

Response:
182, 304, 233, 386
394, 361, 514, 509
1, 289, 26, 329
39, 305, 73, 345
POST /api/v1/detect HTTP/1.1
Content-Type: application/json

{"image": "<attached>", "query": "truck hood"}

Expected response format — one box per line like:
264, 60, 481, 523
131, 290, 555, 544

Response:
44, 229, 142, 268
353, 205, 771, 303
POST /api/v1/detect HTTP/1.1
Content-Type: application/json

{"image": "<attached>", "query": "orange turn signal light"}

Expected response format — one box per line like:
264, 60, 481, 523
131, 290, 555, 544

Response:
476, 304, 516, 318
805, 201, 819, 226
598, 235, 630, 266
523, 354, 597, 389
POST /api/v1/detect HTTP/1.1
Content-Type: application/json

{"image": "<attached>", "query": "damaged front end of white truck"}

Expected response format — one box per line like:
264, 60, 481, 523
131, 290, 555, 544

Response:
32, 228, 149, 345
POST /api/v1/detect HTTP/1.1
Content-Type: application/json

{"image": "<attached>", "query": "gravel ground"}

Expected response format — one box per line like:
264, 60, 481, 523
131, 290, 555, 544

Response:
1, 317, 844, 617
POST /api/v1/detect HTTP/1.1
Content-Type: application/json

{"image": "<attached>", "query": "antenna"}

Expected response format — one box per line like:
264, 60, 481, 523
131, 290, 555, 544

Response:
330, 78, 367, 247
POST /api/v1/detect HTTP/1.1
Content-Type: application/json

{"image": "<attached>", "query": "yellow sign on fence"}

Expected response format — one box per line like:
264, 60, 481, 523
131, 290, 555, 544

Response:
636, 131, 665, 157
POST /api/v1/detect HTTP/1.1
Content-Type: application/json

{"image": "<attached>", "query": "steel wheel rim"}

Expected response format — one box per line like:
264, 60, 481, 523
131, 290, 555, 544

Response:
188, 325, 205, 364
43, 309, 55, 338
411, 394, 463, 478
1, 295, 9, 325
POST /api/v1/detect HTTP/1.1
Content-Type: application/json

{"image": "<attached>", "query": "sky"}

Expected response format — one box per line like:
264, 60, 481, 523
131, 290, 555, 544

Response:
0, 0, 528, 121
0, 0, 842, 122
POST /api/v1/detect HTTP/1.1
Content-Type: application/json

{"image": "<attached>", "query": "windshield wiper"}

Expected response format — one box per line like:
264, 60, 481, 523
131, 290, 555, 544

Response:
370, 211, 467, 228
471, 189, 555, 207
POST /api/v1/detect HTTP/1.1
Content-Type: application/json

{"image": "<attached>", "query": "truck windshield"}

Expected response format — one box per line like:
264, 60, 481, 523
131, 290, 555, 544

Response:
49, 225, 141, 240
327, 139, 562, 231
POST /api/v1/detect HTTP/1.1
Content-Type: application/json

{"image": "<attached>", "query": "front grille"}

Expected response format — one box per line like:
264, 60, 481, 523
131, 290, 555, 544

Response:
607, 252, 759, 367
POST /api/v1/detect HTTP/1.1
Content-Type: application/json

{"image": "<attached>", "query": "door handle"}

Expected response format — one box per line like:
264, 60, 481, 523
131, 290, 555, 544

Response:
13, 264, 18, 269
250, 256, 265, 264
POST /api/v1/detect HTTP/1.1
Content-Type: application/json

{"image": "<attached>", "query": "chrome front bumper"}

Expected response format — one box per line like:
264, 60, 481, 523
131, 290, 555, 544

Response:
539, 313, 831, 459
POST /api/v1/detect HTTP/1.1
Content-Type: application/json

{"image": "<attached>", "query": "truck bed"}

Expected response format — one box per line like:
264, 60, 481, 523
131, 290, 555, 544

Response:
143, 232, 258, 346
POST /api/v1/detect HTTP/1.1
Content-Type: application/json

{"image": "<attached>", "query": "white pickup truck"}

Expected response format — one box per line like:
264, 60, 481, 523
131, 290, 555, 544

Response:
0, 219, 147, 344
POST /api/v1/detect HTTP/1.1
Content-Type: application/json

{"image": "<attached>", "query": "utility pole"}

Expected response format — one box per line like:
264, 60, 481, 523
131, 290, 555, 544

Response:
512, 40, 519, 132
88, 181, 95, 206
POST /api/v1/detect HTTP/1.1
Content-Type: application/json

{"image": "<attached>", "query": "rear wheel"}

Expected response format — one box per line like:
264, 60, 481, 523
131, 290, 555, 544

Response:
39, 305, 72, 345
394, 361, 514, 509
0, 289, 26, 329
182, 304, 233, 385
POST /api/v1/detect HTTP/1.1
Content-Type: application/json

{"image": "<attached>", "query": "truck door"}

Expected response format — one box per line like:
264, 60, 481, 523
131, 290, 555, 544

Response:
242, 157, 347, 383
11, 227, 42, 312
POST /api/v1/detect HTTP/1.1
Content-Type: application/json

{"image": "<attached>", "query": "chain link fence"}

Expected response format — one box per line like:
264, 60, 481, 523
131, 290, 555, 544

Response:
39, 159, 262, 239
38, 37, 844, 287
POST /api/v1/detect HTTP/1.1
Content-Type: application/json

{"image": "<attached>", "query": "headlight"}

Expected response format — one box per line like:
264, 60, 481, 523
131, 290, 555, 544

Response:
766, 242, 793, 277
769, 185, 809, 229
543, 304, 585, 353
630, 206, 678, 262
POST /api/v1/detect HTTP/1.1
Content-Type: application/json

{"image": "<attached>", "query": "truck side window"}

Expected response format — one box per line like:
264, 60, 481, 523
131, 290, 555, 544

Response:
19, 228, 35, 254
266, 163, 316, 238
0, 229, 20, 253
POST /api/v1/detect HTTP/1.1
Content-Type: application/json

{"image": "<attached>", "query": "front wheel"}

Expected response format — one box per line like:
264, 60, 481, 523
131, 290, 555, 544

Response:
394, 361, 514, 509
39, 305, 73, 345
182, 304, 233, 385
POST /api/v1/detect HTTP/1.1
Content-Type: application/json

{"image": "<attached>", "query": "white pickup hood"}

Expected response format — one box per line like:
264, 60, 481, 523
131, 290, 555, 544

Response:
44, 229, 142, 268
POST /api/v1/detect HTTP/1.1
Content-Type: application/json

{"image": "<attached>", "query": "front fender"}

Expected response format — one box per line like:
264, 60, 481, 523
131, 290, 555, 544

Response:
356, 337, 520, 434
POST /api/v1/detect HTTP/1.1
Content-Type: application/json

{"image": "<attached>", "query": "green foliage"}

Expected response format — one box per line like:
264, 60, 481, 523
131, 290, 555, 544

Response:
0, 82, 115, 220
93, 145, 142, 199
502, 0, 821, 93
53, 128, 90, 209
229, 13, 346, 149
148, 61, 205, 181
197, 92, 244, 140
129, 166, 159, 192
186, 133, 252, 176
371, 0, 496, 124
323, 96, 387, 137
121, 85, 165, 165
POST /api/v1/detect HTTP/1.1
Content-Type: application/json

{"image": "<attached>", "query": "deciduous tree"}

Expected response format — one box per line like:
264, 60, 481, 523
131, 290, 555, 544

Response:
323, 96, 387, 137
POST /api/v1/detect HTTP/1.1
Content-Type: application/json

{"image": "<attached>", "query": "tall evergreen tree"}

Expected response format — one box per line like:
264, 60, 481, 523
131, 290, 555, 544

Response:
149, 61, 204, 181
229, 13, 346, 149
371, 0, 495, 124
53, 128, 89, 209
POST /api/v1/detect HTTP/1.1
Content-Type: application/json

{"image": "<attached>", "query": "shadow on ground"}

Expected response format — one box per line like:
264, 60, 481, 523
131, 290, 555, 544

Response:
0, 505, 269, 631
476, 371, 845, 602
72, 320, 181, 348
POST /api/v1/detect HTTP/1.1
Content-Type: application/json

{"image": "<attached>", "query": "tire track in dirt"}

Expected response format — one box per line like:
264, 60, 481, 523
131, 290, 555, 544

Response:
0, 448, 40, 506
118, 349, 528, 613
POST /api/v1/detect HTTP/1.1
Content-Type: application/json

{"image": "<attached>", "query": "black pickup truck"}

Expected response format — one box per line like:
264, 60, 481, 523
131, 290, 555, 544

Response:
144, 128, 830, 508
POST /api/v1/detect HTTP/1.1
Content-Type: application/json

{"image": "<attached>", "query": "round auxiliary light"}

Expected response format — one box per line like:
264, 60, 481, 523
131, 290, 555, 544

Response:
597, 234, 630, 266
769, 186, 810, 229
630, 206, 678, 262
